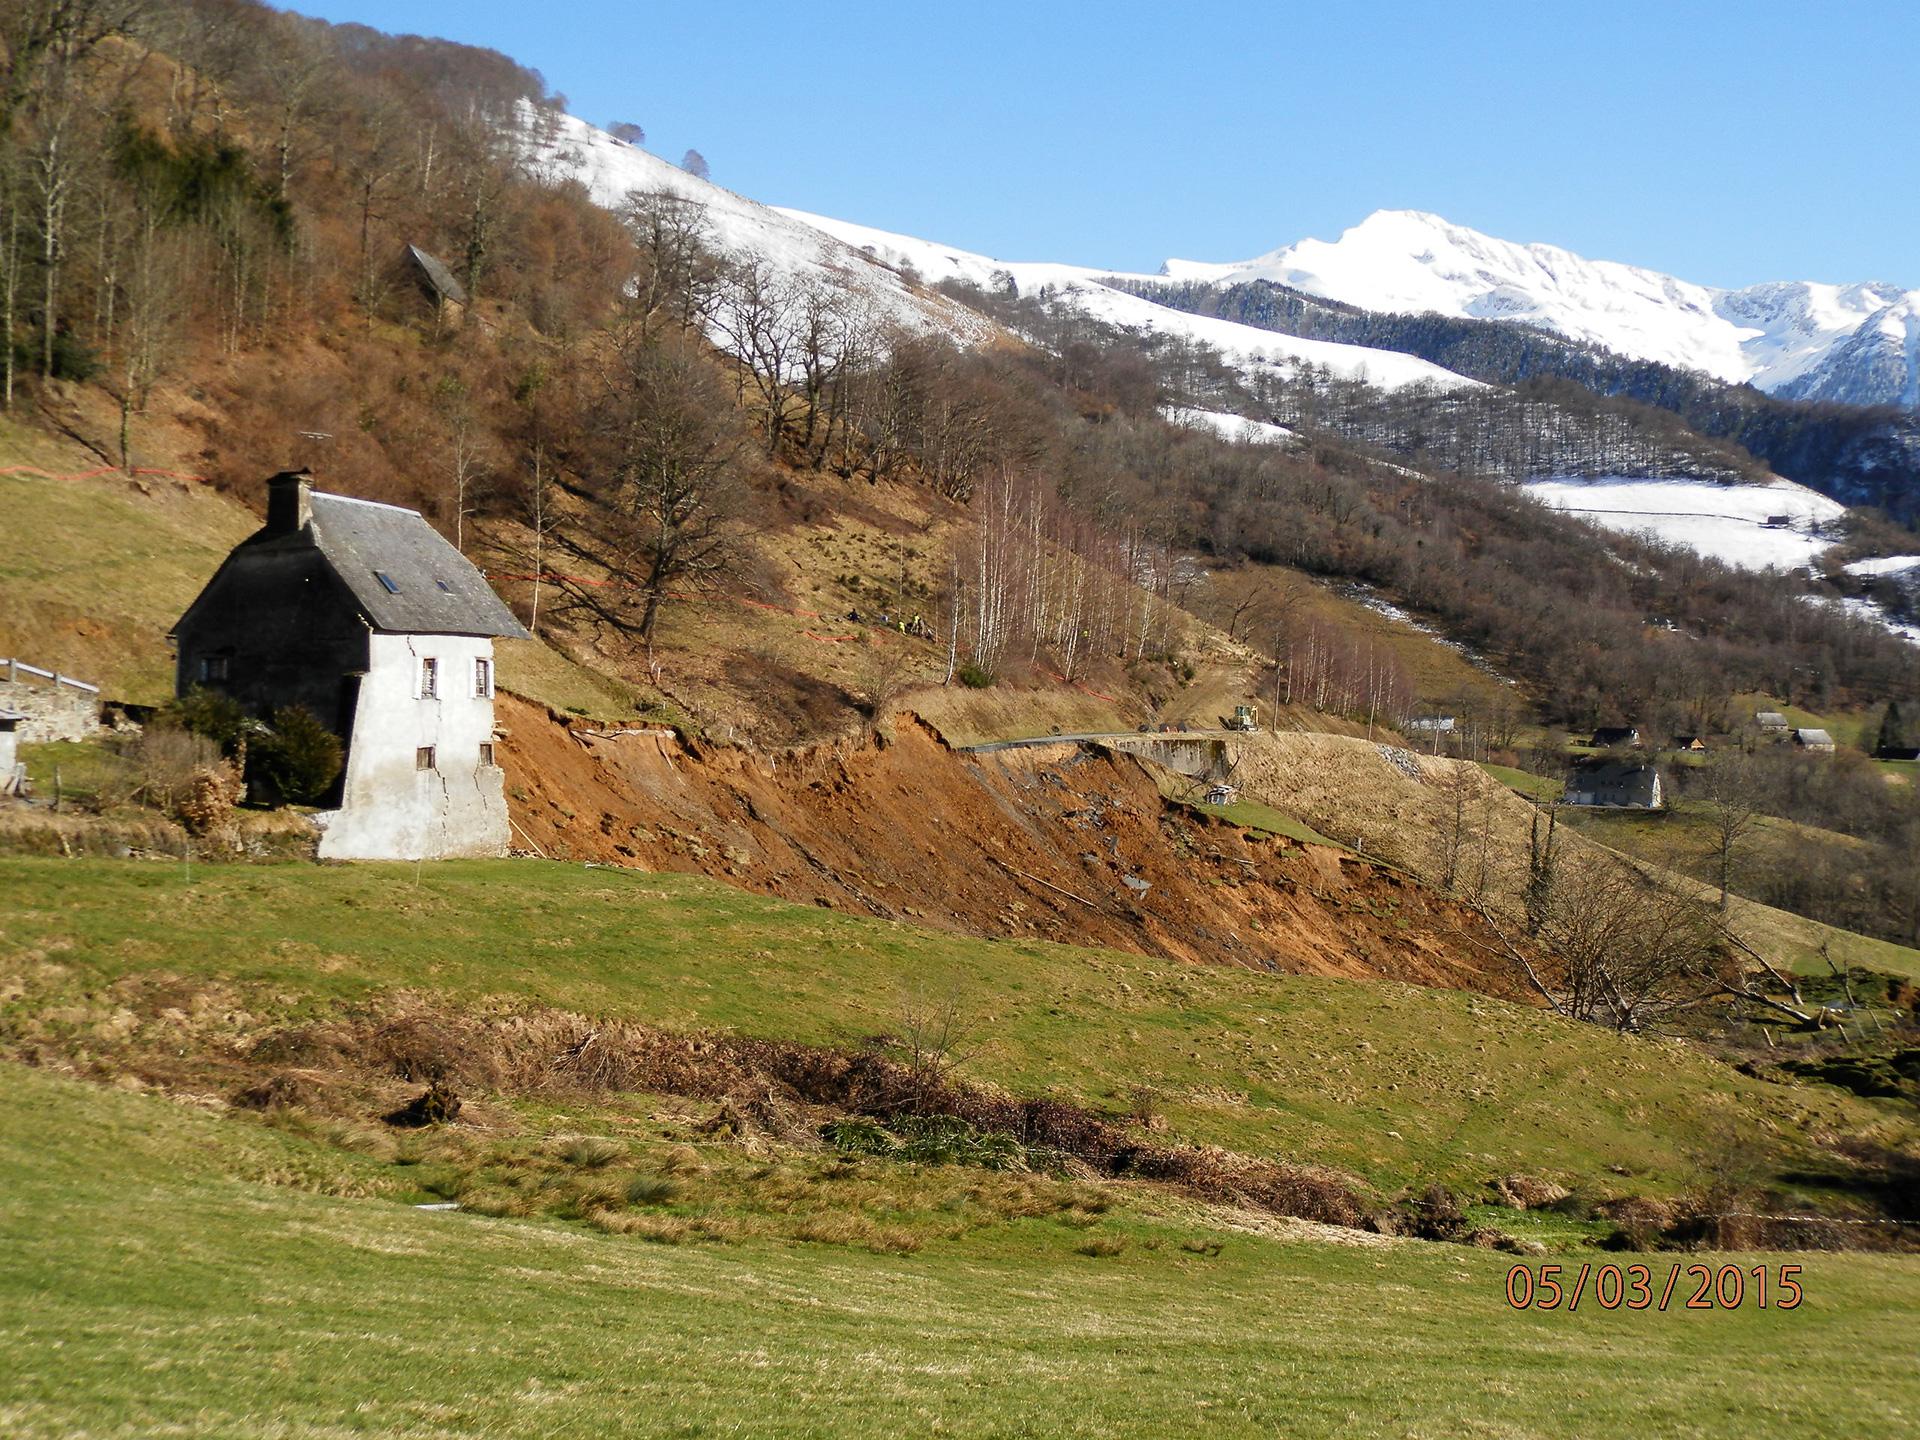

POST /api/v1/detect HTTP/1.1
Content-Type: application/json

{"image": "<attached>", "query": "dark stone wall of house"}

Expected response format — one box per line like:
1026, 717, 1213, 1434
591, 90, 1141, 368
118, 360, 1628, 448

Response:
174, 538, 371, 732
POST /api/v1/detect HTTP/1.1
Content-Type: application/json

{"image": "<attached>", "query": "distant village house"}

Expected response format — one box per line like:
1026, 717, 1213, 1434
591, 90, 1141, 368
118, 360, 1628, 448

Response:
1564, 759, 1664, 810
1791, 727, 1836, 754
1589, 725, 1641, 749
1754, 711, 1789, 734
171, 470, 529, 860
1671, 734, 1707, 753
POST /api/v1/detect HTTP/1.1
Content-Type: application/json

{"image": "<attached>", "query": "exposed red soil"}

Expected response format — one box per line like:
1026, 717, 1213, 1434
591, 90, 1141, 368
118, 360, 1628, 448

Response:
498, 695, 1526, 995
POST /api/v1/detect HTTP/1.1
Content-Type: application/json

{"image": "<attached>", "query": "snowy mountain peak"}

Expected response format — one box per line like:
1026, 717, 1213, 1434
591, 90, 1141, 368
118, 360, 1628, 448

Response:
1165, 211, 1920, 409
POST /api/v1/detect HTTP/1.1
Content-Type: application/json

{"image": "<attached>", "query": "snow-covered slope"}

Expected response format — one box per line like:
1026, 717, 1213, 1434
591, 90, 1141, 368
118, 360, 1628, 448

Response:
519, 109, 993, 346
1167, 210, 1920, 408
520, 111, 1476, 396
778, 209, 1479, 394
1521, 475, 1845, 572
1844, 554, 1920, 579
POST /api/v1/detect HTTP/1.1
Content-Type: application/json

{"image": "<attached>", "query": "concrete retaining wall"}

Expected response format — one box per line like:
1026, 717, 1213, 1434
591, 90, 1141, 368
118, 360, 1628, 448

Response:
1105, 735, 1232, 782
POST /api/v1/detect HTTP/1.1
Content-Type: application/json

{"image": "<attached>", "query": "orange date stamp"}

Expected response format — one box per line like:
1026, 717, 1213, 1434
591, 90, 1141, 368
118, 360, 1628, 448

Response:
1505, 1262, 1803, 1312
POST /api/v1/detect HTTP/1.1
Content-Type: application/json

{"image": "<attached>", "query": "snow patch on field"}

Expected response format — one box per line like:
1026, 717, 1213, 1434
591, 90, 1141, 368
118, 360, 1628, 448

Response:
1844, 554, 1920, 579
1806, 595, 1920, 647
1521, 476, 1845, 572
1165, 407, 1296, 445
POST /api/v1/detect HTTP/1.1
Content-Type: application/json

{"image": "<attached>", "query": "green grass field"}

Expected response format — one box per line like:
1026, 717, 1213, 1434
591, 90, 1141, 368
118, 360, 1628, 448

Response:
1478, 762, 1564, 802
0, 856, 1898, 1203
1194, 795, 1347, 848
5, 856, 1919, 1436
4, 1062, 1917, 1439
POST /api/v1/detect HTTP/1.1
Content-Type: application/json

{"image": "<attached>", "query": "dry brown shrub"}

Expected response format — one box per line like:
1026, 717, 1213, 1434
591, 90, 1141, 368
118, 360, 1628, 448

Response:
1490, 1174, 1571, 1210
866, 1226, 923, 1254
795, 1214, 868, 1246
231, 1071, 325, 1111
591, 1212, 693, 1243
176, 762, 244, 836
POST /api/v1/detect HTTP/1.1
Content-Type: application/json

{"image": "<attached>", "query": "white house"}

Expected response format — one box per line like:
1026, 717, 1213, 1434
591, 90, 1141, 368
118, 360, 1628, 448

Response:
0, 708, 24, 794
171, 470, 530, 860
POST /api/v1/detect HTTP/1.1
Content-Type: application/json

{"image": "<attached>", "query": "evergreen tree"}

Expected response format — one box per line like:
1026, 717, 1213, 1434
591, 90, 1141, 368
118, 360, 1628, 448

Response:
1876, 699, 1909, 756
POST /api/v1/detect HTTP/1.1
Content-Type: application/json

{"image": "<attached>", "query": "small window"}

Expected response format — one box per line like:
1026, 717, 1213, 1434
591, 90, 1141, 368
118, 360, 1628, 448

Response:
375, 571, 401, 594
416, 746, 436, 771
473, 657, 493, 699
419, 657, 439, 699
478, 742, 496, 767
197, 656, 229, 682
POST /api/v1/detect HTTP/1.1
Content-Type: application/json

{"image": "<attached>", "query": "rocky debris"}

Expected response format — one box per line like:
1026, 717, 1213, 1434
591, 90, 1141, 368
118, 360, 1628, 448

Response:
498, 696, 1529, 995
1376, 745, 1425, 782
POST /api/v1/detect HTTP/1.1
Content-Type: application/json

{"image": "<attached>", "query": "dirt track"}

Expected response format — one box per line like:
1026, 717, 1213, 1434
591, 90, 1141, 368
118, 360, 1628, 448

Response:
499, 696, 1526, 995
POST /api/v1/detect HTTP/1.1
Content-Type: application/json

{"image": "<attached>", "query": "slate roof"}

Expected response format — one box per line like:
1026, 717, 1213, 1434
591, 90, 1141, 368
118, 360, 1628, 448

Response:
307, 492, 528, 638
406, 244, 469, 306
1792, 728, 1835, 748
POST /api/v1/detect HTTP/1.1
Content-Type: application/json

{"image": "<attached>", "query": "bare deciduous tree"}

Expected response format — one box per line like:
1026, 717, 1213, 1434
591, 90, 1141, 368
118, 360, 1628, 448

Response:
557, 329, 745, 643
1696, 752, 1762, 912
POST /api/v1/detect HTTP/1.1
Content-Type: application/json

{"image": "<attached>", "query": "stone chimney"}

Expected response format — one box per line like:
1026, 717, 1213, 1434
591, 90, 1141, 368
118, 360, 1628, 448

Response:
266, 469, 313, 535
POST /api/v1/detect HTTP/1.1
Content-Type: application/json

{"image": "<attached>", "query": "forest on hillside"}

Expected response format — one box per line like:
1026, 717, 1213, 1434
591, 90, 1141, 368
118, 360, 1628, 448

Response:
3, 1, 1917, 740
1118, 276, 1920, 517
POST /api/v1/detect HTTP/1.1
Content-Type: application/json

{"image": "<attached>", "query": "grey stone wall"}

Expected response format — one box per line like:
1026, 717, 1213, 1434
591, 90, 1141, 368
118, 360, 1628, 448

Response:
0, 674, 102, 742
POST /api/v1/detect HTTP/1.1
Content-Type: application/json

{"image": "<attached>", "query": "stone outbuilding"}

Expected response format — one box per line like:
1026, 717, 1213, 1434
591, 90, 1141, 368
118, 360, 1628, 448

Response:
171, 470, 529, 860
1791, 727, 1836, 754
0, 658, 102, 741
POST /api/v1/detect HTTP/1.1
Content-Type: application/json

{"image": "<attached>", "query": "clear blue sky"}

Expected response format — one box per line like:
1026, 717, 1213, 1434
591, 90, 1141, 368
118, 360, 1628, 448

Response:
287, 0, 1919, 289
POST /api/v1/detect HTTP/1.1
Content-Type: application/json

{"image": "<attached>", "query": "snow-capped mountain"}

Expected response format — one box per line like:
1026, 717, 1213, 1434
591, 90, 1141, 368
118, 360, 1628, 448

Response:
775, 208, 1478, 393
1164, 210, 1920, 408
517, 109, 1477, 396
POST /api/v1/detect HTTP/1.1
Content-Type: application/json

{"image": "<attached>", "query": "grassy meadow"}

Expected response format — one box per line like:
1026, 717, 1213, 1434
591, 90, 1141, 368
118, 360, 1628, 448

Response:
1, 856, 1901, 1204
3, 1062, 1917, 1439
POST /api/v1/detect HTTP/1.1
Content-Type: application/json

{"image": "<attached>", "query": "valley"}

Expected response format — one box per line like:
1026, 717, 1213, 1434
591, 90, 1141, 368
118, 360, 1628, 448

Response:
0, 4, 1917, 1436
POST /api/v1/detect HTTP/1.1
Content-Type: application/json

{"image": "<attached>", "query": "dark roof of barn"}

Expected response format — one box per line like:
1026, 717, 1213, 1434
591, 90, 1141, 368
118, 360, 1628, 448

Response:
307, 492, 528, 638
406, 244, 469, 306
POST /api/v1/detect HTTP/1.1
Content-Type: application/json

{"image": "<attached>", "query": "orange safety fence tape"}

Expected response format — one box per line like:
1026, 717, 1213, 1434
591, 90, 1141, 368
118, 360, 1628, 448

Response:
1, 463, 209, 483
1037, 666, 1120, 703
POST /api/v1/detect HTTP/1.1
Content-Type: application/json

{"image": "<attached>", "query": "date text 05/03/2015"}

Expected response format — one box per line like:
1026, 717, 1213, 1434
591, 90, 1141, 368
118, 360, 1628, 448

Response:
1505, 1263, 1803, 1312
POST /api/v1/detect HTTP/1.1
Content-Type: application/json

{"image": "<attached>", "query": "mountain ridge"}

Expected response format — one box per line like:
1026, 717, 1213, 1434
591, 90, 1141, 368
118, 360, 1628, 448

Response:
1163, 209, 1920, 409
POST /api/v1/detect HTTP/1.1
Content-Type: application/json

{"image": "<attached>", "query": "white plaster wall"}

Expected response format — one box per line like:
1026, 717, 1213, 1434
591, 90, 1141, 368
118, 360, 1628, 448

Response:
316, 632, 509, 860
0, 726, 18, 777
